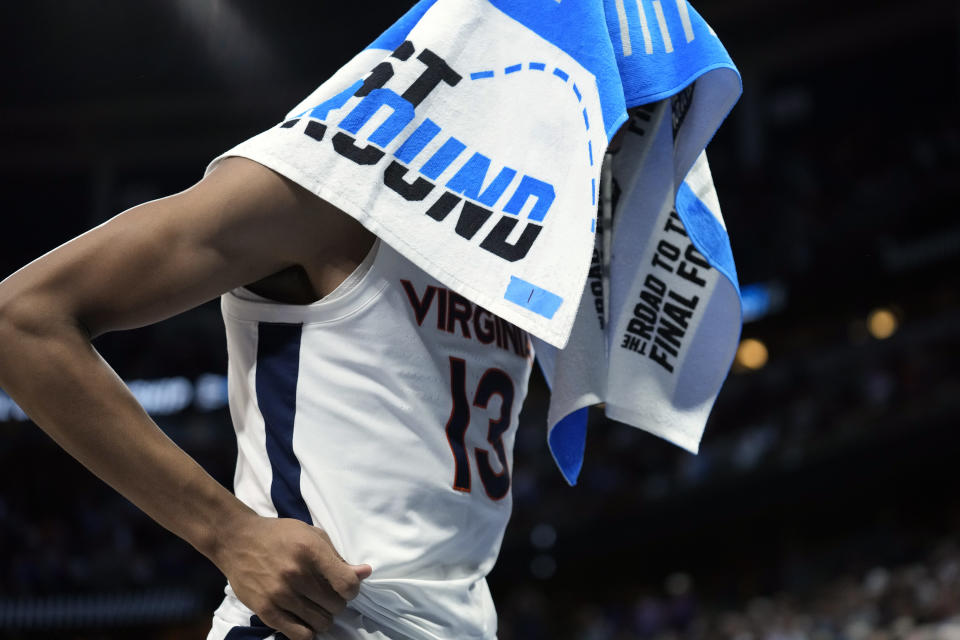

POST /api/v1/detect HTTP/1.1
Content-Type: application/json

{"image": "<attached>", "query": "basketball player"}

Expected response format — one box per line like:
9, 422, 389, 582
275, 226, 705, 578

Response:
0, 153, 533, 638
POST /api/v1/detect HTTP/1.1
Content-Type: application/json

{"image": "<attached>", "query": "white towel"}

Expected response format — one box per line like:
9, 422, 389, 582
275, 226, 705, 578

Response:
208, 0, 742, 484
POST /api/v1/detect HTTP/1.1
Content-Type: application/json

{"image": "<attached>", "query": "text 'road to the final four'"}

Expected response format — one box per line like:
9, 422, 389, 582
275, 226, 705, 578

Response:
280, 40, 559, 263
621, 211, 711, 374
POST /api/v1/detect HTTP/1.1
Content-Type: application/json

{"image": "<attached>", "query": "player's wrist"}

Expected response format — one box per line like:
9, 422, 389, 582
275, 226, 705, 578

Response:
188, 493, 260, 569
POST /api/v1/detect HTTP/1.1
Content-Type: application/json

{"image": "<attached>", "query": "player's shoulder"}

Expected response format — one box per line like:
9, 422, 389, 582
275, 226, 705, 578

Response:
203, 157, 376, 300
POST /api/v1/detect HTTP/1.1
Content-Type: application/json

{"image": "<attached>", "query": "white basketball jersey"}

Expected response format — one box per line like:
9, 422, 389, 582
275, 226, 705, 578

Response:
215, 240, 534, 639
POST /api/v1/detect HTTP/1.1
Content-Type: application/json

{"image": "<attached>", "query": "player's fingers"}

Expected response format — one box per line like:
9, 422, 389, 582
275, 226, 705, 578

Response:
313, 528, 338, 552
310, 530, 364, 600
281, 592, 335, 634
291, 571, 347, 615
352, 564, 373, 580
312, 558, 362, 601
257, 606, 315, 640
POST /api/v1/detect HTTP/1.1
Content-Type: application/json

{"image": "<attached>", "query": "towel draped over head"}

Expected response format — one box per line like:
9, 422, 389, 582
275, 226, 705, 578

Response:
209, 0, 743, 484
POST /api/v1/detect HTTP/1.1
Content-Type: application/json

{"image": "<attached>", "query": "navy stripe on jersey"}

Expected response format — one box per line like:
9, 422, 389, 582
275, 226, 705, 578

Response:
256, 322, 312, 524
223, 614, 283, 640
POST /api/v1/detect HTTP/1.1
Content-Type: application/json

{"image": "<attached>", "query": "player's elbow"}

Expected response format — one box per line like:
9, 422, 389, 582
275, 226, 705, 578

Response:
0, 291, 37, 344
0, 290, 33, 383
0, 282, 26, 338
0, 288, 82, 396
0, 284, 81, 348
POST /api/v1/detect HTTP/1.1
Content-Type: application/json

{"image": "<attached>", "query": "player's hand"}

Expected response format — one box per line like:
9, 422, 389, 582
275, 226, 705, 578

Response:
212, 513, 372, 640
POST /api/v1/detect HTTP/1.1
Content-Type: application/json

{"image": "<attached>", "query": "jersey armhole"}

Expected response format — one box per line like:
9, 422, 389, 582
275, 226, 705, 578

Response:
231, 238, 381, 305
222, 238, 389, 324
320, 238, 381, 305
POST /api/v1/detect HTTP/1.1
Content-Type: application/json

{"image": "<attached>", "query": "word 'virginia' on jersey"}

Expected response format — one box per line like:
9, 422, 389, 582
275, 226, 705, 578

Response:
401, 279, 531, 358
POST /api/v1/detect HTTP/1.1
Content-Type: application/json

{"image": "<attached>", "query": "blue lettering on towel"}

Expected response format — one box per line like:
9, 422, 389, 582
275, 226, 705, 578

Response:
290, 40, 566, 264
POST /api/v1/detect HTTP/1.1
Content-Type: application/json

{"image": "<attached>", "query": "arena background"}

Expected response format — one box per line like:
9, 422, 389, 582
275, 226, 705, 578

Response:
1, 0, 958, 638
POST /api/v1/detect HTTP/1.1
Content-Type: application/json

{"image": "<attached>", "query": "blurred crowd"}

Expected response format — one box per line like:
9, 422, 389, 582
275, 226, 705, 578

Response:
498, 539, 960, 640
0, 414, 230, 601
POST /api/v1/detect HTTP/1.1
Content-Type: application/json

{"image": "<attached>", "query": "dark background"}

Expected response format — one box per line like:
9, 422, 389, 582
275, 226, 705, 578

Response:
1, 1, 959, 638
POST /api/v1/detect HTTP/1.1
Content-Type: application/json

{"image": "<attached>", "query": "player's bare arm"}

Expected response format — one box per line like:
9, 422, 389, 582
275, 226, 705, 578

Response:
0, 157, 374, 640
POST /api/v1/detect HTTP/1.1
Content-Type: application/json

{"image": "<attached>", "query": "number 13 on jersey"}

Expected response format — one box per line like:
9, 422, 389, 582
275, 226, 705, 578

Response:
444, 357, 515, 500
